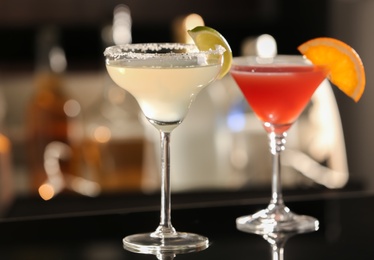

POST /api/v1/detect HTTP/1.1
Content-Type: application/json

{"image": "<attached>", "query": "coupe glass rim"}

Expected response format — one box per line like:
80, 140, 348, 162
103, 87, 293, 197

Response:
104, 43, 225, 60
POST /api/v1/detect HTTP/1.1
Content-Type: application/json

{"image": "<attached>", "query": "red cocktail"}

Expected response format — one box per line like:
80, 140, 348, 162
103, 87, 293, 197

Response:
231, 55, 328, 234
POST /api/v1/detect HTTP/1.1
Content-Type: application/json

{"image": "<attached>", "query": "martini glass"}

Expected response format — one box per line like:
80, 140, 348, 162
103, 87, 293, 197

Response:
230, 55, 328, 234
104, 43, 224, 253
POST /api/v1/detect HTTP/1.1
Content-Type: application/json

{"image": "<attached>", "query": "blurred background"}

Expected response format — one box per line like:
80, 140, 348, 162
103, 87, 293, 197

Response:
0, 0, 372, 219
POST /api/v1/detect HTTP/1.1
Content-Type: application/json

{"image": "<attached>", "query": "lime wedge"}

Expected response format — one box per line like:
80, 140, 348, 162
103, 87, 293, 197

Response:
188, 26, 232, 79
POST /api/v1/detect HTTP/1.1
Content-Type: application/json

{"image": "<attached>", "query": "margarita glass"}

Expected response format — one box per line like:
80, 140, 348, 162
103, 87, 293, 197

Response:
104, 43, 224, 253
230, 55, 328, 234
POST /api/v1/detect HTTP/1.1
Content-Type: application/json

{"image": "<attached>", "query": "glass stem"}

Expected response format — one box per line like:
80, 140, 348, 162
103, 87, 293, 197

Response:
154, 130, 176, 236
268, 132, 287, 207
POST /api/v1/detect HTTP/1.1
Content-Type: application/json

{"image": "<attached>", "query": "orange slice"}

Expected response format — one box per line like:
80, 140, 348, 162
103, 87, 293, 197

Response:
298, 37, 365, 102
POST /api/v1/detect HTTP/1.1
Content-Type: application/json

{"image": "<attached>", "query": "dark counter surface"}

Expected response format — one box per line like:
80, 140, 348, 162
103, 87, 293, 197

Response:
0, 187, 372, 259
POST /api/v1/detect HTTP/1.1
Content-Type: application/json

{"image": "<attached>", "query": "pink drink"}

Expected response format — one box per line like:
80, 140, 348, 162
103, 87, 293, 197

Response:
231, 63, 327, 133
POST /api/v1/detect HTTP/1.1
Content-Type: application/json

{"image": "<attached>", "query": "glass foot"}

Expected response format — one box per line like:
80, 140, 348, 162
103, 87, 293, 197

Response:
123, 232, 209, 254
236, 204, 319, 235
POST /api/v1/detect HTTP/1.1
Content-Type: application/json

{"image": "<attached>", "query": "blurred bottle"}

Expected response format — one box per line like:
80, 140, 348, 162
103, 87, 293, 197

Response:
0, 87, 14, 213
83, 5, 146, 193
25, 26, 83, 196
172, 13, 204, 44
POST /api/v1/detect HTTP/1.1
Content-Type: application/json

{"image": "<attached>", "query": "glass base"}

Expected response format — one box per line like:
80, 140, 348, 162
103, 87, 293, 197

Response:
123, 232, 209, 254
236, 204, 319, 235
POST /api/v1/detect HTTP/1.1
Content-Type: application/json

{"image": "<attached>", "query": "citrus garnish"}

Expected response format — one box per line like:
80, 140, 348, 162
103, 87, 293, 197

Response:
188, 26, 232, 79
298, 37, 365, 102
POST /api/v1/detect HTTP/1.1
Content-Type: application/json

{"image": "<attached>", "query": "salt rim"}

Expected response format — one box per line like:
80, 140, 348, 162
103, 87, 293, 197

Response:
104, 43, 225, 60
